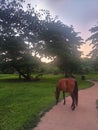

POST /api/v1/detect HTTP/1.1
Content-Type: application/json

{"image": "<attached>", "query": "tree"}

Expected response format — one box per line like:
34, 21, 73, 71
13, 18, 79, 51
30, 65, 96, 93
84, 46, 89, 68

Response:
92, 58, 98, 71
0, 0, 43, 80
79, 58, 93, 74
0, 0, 83, 79
86, 23, 98, 73
38, 14, 83, 76
87, 23, 98, 58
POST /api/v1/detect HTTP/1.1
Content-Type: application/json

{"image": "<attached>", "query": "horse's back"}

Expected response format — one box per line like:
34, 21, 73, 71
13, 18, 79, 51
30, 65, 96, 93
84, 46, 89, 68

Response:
67, 78, 75, 92
57, 78, 75, 92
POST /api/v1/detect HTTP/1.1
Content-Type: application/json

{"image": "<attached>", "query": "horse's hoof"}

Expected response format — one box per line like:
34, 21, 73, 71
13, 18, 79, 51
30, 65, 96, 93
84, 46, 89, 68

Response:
56, 102, 58, 105
72, 108, 75, 111
71, 106, 75, 110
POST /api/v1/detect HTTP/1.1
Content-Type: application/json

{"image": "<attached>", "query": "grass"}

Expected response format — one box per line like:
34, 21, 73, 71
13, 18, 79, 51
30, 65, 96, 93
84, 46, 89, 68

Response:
96, 100, 98, 108
0, 74, 94, 130
85, 72, 98, 81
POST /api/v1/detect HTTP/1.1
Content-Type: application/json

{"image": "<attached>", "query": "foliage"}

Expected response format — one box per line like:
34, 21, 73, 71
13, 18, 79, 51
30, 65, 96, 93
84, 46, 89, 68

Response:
0, 0, 43, 80
79, 58, 94, 74
87, 23, 98, 58
0, 0, 83, 80
38, 16, 83, 75
87, 23, 98, 72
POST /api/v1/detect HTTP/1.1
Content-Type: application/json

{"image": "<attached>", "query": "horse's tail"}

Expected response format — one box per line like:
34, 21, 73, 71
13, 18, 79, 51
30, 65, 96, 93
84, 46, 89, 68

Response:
74, 80, 78, 106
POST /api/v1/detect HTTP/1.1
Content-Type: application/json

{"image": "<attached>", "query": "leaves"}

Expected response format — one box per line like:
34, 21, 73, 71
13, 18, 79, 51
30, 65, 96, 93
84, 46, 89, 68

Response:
87, 23, 98, 58
0, 0, 83, 78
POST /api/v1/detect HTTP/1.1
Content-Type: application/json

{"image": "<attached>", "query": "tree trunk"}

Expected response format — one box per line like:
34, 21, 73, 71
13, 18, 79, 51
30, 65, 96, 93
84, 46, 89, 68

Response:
13, 65, 32, 81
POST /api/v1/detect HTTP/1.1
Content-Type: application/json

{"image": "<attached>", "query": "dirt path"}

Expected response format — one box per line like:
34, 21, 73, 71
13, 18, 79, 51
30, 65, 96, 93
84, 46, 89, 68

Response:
33, 81, 98, 130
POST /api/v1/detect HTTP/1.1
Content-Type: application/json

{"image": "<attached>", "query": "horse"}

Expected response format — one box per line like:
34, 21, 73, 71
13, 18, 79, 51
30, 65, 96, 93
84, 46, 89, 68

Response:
55, 78, 78, 110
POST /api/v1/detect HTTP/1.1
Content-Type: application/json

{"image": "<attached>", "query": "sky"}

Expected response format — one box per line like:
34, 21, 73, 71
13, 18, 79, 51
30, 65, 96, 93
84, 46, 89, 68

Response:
25, 0, 98, 57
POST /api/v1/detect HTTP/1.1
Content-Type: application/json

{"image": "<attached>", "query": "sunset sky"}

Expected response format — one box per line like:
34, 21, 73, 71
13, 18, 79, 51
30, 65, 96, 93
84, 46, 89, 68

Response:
25, 0, 98, 57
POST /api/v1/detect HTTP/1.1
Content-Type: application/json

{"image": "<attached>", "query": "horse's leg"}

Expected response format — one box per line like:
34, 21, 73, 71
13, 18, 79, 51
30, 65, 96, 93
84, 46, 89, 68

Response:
63, 92, 66, 105
71, 93, 75, 110
74, 80, 78, 106
73, 92, 78, 109
56, 91, 60, 104
75, 93, 78, 106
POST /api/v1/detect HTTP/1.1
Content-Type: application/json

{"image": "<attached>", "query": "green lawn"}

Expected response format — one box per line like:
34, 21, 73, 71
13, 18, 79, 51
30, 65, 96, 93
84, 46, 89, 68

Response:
86, 72, 98, 80
96, 99, 98, 108
0, 74, 93, 130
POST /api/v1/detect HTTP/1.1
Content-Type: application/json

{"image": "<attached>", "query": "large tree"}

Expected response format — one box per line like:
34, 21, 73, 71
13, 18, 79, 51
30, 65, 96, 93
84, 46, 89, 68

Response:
0, 0, 43, 80
0, 0, 83, 79
38, 14, 83, 76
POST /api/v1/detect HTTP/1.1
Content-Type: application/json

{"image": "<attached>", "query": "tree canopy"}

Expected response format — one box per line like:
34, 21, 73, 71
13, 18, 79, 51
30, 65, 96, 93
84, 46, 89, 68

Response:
38, 17, 83, 75
0, 0, 43, 80
87, 23, 98, 58
0, 0, 83, 80
86, 23, 98, 72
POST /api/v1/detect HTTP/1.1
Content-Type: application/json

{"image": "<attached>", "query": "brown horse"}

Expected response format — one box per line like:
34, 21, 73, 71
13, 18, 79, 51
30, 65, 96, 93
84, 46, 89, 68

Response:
55, 78, 78, 110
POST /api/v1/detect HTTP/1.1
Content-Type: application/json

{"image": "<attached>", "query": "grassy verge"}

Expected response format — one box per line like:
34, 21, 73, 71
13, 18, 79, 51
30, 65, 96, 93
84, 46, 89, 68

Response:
0, 74, 93, 130
96, 100, 98, 108
85, 72, 98, 81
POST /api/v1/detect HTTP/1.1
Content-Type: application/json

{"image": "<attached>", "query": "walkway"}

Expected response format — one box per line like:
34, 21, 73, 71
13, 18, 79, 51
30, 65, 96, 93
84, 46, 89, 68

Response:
33, 81, 98, 130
